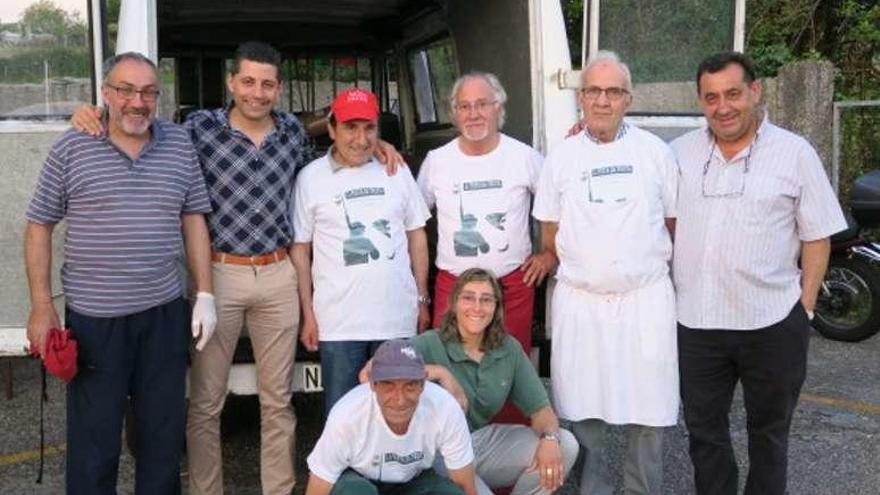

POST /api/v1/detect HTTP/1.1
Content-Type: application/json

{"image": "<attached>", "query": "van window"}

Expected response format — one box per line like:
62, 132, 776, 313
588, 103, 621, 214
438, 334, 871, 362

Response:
278, 56, 373, 114
408, 37, 458, 127
0, 0, 92, 120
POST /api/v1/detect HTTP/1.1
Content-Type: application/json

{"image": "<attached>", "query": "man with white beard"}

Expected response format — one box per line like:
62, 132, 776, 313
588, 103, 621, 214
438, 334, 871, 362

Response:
417, 72, 553, 359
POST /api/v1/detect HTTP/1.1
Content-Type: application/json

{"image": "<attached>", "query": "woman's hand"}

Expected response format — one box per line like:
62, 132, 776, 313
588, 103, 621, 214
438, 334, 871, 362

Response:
529, 436, 565, 491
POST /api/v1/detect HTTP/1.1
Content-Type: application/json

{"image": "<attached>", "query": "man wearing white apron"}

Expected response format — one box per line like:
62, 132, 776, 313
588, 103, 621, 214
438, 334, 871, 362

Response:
533, 51, 679, 495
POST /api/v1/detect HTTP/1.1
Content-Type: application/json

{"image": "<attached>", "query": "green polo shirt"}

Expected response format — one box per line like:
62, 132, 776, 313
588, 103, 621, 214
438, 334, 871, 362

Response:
411, 330, 550, 431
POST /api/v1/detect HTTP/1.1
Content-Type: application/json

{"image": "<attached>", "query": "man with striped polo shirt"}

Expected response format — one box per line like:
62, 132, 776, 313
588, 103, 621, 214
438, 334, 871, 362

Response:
672, 52, 847, 495
71, 41, 404, 495
25, 52, 214, 494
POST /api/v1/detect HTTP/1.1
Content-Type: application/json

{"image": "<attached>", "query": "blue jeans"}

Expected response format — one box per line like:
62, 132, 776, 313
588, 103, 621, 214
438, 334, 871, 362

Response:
320, 340, 385, 417
65, 297, 189, 495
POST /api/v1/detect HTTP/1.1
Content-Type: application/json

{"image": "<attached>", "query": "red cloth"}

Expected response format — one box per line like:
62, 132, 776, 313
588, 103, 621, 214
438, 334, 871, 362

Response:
31, 328, 78, 383
432, 268, 535, 353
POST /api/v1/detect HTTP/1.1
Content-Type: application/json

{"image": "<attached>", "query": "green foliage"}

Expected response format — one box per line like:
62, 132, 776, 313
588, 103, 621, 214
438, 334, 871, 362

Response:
0, 46, 90, 83
745, 0, 880, 199
19, 0, 87, 44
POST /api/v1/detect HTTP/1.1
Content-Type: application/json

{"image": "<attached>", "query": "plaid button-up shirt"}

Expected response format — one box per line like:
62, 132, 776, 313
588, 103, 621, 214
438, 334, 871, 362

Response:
185, 105, 319, 255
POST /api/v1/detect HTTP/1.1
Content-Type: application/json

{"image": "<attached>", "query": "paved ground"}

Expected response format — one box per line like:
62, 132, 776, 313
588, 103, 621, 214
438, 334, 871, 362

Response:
1, 329, 878, 494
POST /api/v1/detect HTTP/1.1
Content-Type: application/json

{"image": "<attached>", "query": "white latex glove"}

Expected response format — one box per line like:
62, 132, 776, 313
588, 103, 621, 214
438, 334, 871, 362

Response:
192, 292, 217, 352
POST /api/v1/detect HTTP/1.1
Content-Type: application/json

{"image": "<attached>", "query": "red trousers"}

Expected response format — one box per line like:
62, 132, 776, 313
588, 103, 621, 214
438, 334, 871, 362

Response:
432, 268, 535, 426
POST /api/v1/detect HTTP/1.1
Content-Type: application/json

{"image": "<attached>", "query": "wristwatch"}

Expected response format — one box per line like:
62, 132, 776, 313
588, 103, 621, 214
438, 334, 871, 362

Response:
417, 295, 431, 305
540, 431, 561, 442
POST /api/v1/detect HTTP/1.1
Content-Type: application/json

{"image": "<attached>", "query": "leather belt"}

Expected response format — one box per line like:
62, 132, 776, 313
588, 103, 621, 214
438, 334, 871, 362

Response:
211, 247, 289, 266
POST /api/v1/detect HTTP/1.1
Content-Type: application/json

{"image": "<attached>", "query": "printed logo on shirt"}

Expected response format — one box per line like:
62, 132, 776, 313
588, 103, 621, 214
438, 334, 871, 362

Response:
584, 165, 636, 204
462, 179, 503, 191
591, 165, 633, 177
453, 182, 507, 257
384, 451, 425, 465
335, 191, 392, 266
346, 187, 386, 200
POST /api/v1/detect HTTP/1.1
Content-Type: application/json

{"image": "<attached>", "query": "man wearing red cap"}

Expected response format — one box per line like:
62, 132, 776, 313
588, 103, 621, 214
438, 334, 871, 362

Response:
292, 88, 431, 416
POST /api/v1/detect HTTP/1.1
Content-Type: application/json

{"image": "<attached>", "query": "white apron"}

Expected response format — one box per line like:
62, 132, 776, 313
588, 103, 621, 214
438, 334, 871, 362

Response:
543, 132, 680, 426
551, 277, 679, 426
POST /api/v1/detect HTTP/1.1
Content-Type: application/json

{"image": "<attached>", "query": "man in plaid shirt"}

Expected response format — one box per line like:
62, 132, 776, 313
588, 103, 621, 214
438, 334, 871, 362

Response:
73, 41, 403, 495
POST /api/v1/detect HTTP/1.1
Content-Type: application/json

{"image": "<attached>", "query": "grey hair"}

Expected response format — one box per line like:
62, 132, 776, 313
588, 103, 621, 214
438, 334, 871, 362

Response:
449, 71, 507, 129
102, 52, 158, 83
582, 50, 633, 91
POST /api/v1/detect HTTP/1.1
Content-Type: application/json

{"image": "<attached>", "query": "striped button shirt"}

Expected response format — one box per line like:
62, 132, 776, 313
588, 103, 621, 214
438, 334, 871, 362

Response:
26, 121, 212, 318
184, 105, 318, 256
671, 118, 847, 330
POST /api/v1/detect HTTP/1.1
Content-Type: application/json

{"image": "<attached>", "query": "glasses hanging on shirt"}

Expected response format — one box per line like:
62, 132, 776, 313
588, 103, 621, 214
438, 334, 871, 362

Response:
701, 137, 758, 198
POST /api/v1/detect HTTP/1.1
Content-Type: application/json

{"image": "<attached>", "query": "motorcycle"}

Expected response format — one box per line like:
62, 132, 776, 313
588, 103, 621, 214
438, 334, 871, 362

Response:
814, 170, 880, 342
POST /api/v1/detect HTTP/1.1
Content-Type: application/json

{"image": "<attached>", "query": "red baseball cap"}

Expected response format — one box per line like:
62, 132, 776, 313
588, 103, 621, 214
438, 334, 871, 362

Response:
330, 88, 379, 123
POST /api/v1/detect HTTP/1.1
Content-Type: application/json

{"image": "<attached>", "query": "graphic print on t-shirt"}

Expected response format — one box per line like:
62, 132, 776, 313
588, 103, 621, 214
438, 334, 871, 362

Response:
336, 186, 390, 266
453, 180, 506, 257
584, 165, 635, 203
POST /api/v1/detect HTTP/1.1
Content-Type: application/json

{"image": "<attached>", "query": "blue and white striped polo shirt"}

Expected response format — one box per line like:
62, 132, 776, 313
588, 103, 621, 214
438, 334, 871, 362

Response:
27, 120, 212, 318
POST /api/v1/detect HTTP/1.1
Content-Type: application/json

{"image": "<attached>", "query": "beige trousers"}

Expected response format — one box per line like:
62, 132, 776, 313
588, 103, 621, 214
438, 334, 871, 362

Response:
187, 259, 300, 495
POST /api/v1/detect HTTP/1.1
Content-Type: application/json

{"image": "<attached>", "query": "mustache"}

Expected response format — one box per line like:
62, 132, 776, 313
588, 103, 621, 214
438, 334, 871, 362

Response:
123, 108, 150, 116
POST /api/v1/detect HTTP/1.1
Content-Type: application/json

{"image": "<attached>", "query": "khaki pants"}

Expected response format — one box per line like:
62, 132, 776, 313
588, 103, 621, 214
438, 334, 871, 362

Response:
187, 259, 300, 495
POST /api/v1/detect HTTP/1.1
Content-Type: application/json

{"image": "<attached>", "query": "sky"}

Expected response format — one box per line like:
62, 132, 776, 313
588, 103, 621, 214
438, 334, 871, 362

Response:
0, 0, 86, 24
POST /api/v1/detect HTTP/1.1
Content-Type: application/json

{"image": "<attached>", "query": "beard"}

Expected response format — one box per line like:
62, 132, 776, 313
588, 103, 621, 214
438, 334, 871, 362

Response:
116, 109, 152, 136
460, 123, 491, 142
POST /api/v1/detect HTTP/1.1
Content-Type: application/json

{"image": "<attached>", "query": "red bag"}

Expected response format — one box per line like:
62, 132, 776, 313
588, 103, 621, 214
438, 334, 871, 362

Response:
31, 328, 78, 383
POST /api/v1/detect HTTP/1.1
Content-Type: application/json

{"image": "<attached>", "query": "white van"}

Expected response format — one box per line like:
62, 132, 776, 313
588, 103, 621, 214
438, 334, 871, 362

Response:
0, 0, 745, 393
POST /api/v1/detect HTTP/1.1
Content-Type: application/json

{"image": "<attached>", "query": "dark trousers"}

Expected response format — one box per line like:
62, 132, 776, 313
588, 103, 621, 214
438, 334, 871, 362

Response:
678, 303, 809, 495
331, 468, 464, 495
65, 297, 190, 495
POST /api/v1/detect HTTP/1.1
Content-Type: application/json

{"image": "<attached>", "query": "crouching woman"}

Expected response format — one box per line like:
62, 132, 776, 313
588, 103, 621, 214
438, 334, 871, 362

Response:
413, 267, 578, 495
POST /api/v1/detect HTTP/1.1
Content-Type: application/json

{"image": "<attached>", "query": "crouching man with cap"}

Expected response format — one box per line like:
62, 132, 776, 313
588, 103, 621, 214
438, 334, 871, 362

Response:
305, 339, 478, 495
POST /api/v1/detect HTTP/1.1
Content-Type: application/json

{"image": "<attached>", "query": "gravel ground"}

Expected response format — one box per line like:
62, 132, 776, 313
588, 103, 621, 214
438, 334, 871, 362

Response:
1, 329, 878, 494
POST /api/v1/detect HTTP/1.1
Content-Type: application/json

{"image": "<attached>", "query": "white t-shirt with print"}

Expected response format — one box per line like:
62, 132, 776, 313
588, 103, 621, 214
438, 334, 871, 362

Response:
293, 156, 431, 341
307, 382, 474, 484
417, 134, 542, 278
533, 126, 678, 294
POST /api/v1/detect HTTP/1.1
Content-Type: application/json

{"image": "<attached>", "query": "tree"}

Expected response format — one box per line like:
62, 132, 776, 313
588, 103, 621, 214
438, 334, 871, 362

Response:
21, 0, 67, 36
20, 0, 88, 46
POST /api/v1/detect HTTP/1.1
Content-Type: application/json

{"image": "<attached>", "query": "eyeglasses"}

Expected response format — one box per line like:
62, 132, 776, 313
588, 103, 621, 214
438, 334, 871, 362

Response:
701, 139, 756, 198
105, 84, 161, 102
580, 86, 629, 101
453, 99, 497, 114
457, 292, 497, 307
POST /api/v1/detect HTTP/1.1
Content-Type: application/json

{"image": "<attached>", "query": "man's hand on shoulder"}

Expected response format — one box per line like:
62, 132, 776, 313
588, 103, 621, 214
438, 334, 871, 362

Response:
70, 104, 105, 137
374, 139, 404, 176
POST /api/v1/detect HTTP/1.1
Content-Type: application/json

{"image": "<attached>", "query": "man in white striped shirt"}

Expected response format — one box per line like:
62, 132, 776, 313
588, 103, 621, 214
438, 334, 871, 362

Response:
671, 51, 846, 495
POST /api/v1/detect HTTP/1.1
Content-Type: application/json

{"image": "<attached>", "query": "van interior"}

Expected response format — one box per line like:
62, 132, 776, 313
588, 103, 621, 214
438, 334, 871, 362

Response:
152, 0, 536, 165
